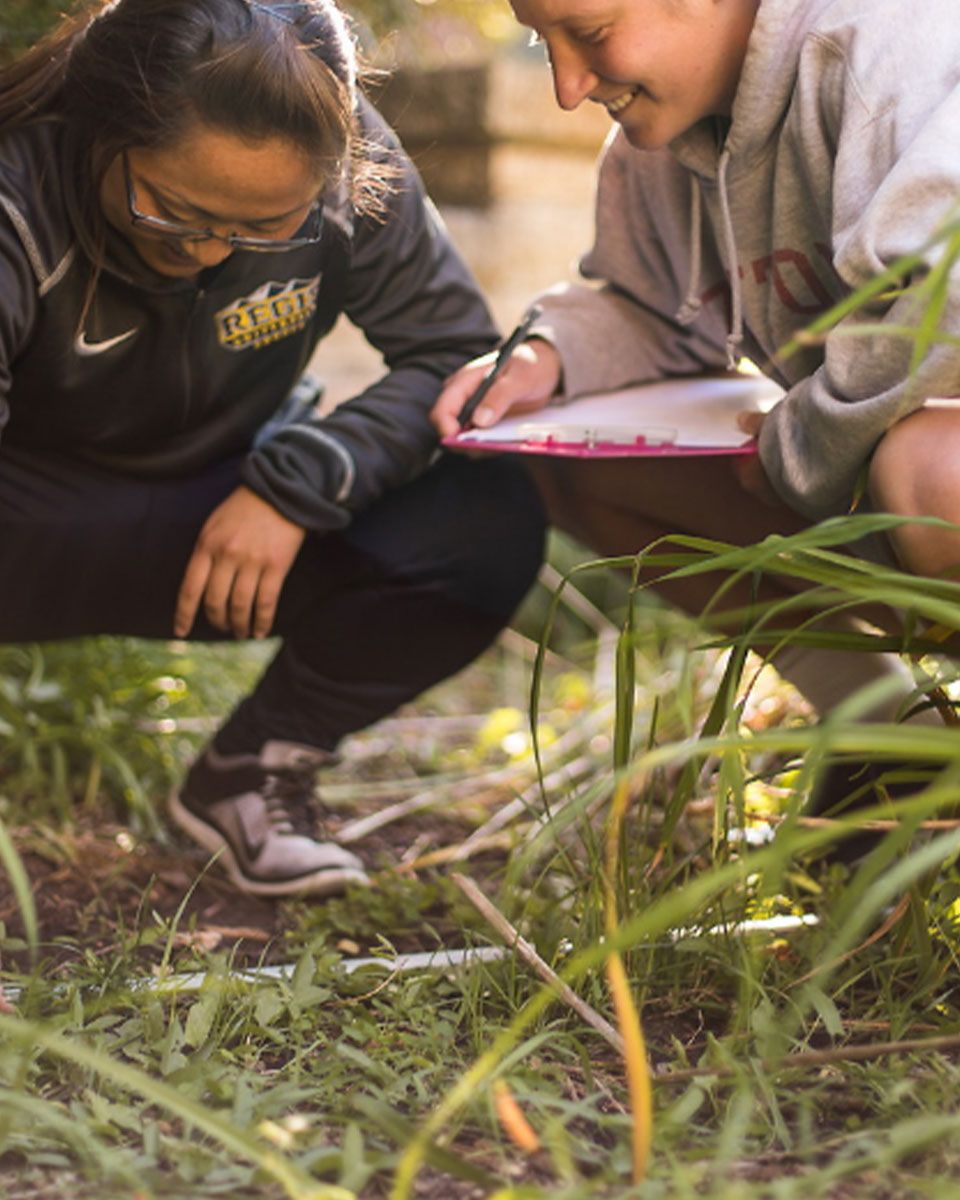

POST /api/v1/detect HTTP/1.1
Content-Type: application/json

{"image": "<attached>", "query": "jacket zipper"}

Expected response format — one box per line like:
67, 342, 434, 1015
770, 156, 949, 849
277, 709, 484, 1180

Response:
179, 286, 203, 430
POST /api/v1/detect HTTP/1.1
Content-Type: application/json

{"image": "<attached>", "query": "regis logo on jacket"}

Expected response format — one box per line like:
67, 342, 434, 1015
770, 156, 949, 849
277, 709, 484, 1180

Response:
215, 275, 321, 352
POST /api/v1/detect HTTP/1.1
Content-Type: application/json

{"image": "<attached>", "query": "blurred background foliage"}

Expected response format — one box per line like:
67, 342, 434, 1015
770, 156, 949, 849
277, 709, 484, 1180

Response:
351, 0, 512, 39
0, 0, 518, 65
0, 0, 68, 61
350, 0, 518, 62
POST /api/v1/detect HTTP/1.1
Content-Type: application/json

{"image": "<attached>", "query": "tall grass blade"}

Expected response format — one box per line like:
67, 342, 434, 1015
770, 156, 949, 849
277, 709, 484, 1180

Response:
613, 597, 636, 773
0, 816, 38, 964
604, 777, 653, 1184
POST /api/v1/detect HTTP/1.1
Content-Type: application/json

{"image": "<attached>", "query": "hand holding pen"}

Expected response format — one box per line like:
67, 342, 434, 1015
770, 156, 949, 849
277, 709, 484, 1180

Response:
456, 304, 544, 429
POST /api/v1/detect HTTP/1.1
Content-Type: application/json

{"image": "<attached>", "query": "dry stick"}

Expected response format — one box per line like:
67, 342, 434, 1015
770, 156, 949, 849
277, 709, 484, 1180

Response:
337, 760, 538, 843
498, 625, 574, 671
520, 760, 618, 849
405, 755, 614, 869
337, 778, 516, 844
780, 814, 960, 832
450, 872, 625, 1055
788, 892, 910, 989
455, 754, 600, 856
537, 561, 620, 694
398, 833, 516, 872
654, 1032, 960, 1086
338, 705, 611, 845
139, 713, 489, 737
449, 716, 613, 855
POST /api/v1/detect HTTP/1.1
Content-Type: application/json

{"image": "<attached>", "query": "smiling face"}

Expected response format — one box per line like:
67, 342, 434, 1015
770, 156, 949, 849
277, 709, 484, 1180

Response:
99, 123, 327, 278
511, 0, 759, 150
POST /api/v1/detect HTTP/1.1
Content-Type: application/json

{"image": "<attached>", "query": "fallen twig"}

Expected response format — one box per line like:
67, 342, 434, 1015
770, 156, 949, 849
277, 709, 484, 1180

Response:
450, 872, 625, 1054
336, 769, 532, 844
338, 706, 610, 845
453, 760, 595, 855
778, 814, 960, 831
397, 832, 516, 872
788, 892, 910, 988
655, 1032, 960, 1085
456, 746, 605, 854
538, 563, 618, 636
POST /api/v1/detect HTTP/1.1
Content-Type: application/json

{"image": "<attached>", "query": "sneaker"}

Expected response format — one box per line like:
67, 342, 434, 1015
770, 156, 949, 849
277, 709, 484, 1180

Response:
169, 740, 369, 897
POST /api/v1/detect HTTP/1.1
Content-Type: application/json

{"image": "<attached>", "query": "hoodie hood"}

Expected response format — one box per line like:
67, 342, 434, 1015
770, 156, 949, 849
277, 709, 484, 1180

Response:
670, 0, 846, 365
670, 0, 838, 178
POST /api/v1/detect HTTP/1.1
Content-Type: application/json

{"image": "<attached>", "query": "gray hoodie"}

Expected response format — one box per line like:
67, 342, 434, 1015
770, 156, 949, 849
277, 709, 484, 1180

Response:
532, 0, 960, 519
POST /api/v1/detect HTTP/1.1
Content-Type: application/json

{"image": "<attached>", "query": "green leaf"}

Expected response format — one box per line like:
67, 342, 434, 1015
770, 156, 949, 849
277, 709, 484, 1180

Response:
184, 991, 220, 1048
254, 988, 286, 1030
805, 985, 844, 1039
0, 816, 37, 963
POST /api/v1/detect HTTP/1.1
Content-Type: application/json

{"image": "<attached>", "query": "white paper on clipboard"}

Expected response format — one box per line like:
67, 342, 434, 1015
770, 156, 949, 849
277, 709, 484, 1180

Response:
445, 374, 784, 458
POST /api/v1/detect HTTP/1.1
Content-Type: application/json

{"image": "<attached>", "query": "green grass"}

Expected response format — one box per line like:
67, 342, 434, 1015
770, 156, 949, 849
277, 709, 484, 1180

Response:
0, 520, 960, 1198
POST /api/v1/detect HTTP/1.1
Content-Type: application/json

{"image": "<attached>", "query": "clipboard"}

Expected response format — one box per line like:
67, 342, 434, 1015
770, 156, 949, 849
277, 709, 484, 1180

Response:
444, 374, 784, 459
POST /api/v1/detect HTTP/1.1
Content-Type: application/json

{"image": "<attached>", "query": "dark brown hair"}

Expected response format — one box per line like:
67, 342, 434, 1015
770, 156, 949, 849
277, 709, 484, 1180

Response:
0, 0, 387, 267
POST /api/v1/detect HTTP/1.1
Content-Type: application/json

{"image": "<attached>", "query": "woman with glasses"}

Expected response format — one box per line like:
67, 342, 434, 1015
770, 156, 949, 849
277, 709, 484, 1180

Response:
0, 0, 545, 896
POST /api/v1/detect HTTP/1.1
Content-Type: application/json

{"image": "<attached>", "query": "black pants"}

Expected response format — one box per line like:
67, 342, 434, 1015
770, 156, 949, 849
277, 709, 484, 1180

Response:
0, 446, 545, 752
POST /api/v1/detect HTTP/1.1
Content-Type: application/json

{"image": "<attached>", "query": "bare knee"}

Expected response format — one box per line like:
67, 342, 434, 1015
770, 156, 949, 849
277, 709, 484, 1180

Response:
870, 405, 960, 577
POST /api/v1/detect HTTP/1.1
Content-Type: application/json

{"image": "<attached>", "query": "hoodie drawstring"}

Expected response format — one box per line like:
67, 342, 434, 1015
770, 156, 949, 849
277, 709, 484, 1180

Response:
674, 148, 745, 370
717, 149, 744, 368
675, 177, 703, 325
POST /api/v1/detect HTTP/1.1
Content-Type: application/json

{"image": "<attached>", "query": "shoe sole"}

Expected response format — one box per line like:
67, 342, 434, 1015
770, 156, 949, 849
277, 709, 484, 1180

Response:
168, 791, 370, 898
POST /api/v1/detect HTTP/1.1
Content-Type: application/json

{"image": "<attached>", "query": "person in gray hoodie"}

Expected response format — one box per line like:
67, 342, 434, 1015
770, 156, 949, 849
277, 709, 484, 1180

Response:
434, 0, 960, 811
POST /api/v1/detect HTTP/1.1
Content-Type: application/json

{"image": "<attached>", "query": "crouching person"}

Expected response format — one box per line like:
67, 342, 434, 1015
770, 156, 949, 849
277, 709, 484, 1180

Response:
0, 0, 545, 895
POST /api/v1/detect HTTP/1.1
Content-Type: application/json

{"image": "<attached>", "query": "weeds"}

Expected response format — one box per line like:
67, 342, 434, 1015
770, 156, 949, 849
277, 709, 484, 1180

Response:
0, 637, 271, 833
0, 522, 959, 1197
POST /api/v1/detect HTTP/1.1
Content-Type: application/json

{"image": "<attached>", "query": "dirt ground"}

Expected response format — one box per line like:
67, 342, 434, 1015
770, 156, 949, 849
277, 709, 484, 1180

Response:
0, 801, 488, 981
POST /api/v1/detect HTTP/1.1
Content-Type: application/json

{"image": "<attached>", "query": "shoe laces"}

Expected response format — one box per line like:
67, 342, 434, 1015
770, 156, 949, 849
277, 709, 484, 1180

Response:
261, 765, 326, 839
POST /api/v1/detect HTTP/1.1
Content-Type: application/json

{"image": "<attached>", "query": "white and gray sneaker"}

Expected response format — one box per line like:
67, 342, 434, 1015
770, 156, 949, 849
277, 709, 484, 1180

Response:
169, 740, 369, 897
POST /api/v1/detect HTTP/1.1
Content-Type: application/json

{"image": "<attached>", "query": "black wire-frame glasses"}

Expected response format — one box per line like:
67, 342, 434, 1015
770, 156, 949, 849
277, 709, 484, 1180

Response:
122, 152, 323, 252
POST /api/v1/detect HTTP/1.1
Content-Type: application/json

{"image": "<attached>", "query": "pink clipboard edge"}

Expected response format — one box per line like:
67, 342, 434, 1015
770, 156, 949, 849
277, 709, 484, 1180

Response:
442, 434, 758, 459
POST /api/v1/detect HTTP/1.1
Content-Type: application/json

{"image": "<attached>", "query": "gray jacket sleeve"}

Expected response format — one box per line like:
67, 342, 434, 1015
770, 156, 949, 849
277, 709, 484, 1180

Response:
242, 105, 499, 531
759, 72, 960, 517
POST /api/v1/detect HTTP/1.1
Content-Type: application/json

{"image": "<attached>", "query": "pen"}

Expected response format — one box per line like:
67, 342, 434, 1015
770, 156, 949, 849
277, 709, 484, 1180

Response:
457, 304, 544, 429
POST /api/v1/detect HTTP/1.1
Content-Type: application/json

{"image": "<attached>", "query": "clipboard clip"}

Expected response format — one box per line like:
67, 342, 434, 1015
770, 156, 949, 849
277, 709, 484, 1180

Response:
516, 423, 678, 449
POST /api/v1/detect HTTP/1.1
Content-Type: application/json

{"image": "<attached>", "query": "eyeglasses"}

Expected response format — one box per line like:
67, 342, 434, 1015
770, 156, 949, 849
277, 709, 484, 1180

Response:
122, 152, 323, 252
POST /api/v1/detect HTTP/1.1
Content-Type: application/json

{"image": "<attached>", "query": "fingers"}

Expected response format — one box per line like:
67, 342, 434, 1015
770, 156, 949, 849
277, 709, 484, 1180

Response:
223, 564, 282, 640
251, 567, 284, 640
200, 556, 242, 636
176, 556, 280, 640
431, 339, 563, 438
224, 564, 259, 641
467, 367, 544, 429
431, 354, 497, 438
736, 409, 765, 437
175, 547, 246, 639
173, 488, 305, 640
174, 549, 212, 638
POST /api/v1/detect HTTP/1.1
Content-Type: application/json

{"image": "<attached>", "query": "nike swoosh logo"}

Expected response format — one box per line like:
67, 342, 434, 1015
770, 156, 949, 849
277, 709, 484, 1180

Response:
74, 327, 139, 357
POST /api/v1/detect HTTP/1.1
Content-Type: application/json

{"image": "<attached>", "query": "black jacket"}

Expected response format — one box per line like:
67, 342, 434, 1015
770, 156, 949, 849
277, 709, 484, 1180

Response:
0, 99, 498, 532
